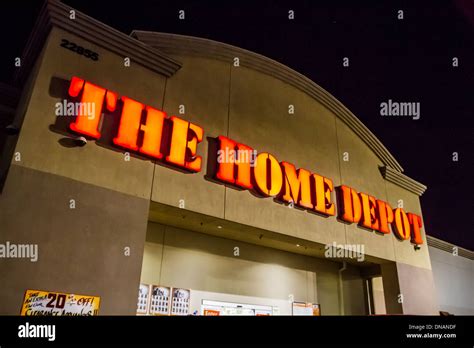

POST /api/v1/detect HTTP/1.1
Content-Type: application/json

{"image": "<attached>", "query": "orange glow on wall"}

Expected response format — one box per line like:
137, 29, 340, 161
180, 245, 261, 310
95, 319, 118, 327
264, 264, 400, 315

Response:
393, 208, 411, 240
376, 200, 394, 234
68, 77, 117, 139
280, 162, 313, 209
338, 185, 362, 223
359, 193, 380, 230
166, 116, 203, 172
408, 213, 423, 244
253, 152, 283, 197
215, 136, 253, 189
313, 174, 335, 216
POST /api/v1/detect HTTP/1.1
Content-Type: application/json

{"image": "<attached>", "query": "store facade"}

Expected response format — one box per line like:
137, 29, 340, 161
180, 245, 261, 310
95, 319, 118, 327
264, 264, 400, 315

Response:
0, 0, 440, 315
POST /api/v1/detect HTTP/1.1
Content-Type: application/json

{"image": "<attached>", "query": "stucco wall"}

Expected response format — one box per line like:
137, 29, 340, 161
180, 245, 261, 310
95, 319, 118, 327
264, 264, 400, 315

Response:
429, 246, 474, 315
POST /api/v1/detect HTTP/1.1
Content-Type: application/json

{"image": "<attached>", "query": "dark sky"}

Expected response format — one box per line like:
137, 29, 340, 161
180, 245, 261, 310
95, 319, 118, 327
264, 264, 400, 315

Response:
1, 0, 473, 250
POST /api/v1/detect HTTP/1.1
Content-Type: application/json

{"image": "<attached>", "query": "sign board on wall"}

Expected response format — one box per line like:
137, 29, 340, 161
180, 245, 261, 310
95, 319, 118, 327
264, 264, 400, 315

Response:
136, 284, 190, 316
203, 309, 221, 316
171, 288, 190, 316
136, 283, 150, 315
201, 299, 273, 316
63, 76, 425, 247
149, 285, 171, 315
20, 289, 100, 316
292, 302, 321, 316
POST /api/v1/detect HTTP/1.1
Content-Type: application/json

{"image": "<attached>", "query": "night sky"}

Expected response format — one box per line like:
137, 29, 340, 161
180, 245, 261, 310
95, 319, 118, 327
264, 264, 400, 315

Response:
1, 0, 473, 250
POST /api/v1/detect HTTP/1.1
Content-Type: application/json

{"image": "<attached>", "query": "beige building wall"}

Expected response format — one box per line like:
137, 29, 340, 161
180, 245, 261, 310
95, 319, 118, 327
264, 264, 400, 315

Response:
0, 1, 438, 315
429, 246, 474, 315
372, 277, 387, 315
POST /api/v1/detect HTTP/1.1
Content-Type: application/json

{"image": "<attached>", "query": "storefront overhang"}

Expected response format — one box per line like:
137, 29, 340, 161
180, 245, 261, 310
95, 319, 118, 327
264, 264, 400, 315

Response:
148, 201, 389, 267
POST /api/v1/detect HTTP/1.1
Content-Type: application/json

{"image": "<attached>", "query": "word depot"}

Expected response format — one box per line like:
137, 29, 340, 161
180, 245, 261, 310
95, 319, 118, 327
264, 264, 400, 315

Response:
65, 77, 424, 245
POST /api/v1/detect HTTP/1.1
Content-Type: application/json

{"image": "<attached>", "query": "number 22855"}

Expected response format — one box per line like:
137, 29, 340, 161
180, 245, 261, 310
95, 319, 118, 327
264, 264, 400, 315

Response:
60, 39, 99, 61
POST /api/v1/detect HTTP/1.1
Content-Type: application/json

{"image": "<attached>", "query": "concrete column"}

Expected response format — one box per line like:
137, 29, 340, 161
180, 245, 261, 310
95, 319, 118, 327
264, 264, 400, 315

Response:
381, 262, 439, 315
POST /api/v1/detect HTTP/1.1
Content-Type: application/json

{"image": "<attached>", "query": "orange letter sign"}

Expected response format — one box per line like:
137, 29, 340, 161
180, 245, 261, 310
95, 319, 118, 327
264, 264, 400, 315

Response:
393, 208, 411, 240
338, 185, 362, 223
166, 116, 203, 172
113, 97, 165, 159
313, 174, 335, 216
253, 152, 283, 197
215, 136, 253, 189
68, 76, 117, 138
280, 162, 313, 209
408, 213, 423, 244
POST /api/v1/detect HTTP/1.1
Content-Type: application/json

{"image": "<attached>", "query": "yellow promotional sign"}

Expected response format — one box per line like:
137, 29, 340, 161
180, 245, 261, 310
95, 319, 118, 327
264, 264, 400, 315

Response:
20, 289, 100, 316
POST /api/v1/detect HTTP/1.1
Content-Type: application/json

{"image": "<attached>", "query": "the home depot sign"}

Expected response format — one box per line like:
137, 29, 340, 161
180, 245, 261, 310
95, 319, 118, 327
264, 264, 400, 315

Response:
65, 77, 424, 245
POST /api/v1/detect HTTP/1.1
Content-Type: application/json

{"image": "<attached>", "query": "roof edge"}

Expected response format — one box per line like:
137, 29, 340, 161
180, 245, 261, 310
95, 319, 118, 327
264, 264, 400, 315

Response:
131, 30, 405, 173
427, 235, 474, 260
380, 165, 427, 196
15, 0, 182, 85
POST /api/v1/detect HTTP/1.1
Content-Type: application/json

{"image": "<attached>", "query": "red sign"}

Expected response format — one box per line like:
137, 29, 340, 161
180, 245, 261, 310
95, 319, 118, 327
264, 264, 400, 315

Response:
68, 77, 203, 172
65, 77, 424, 245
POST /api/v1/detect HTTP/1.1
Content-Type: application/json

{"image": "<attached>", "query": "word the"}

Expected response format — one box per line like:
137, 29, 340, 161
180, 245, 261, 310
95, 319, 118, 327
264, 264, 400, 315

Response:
67, 76, 203, 172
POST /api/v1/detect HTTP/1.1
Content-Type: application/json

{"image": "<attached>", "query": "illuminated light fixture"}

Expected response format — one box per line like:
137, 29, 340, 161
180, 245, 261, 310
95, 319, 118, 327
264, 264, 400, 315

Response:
217, 225, 222, 229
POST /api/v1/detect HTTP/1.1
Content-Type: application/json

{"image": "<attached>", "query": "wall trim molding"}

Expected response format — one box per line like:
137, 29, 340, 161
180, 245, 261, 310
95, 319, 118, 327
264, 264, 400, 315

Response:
15, 0, 181, 85
131, 30, 405, 174
427, 235, 474, 260
380, 165, 427, 196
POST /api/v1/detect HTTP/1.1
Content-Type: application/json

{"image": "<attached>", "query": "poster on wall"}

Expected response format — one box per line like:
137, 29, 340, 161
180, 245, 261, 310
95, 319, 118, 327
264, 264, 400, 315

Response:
312, 303, 321, 316
20, 289, 100, 316
136, 283, 150, 315
292, 302, 321, 316
292, 302, 312, 316
149, 285, 171, 315
171, 288, 190, 316
203, 309, 221, 316
201, 299, 273, 316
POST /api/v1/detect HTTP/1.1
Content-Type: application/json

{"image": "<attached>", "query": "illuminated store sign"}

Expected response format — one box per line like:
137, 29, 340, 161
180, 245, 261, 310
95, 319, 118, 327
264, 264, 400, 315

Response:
66, 77, 423, 245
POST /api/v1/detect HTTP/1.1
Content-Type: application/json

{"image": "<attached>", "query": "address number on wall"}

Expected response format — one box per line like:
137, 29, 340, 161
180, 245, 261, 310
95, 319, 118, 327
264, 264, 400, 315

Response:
60, 39, 99, 61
